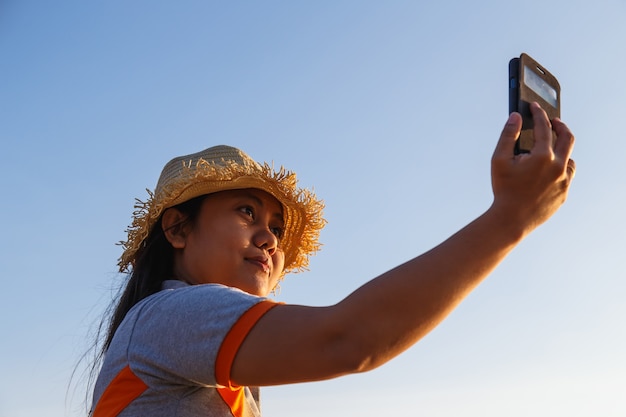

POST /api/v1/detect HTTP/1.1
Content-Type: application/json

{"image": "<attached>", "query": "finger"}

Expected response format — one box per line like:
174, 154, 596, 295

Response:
530, 102, 553, 154
567, 158, 576, 180
551, 117, 576, 165
493, 112, 522, 160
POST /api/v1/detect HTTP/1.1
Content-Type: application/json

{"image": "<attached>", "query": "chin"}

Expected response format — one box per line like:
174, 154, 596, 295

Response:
240, 282, 269, 297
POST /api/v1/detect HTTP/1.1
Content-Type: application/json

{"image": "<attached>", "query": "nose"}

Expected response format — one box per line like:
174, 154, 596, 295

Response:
253, 226, 278, 255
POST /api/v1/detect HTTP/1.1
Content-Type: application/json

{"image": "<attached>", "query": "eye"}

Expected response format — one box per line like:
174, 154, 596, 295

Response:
239, 205, 255, 219
270, 225, 285, 240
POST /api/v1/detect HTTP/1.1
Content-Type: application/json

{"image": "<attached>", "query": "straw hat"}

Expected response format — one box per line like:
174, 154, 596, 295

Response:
118, 145, 326, 274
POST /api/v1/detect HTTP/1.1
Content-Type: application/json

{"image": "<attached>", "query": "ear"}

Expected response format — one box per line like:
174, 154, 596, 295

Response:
161, 208, 189, 249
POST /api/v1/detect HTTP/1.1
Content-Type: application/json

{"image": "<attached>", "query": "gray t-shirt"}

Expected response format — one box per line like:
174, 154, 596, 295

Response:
91, 280, 278, 417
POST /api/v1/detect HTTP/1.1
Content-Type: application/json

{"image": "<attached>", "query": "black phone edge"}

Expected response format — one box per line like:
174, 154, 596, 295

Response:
508, 57, 524, 154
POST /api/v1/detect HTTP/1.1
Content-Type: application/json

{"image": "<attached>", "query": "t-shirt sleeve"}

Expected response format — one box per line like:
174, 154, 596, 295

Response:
125, 284, 278, 389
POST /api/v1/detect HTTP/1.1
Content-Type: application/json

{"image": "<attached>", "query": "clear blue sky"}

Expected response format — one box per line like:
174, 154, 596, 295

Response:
1, 1, 625, 416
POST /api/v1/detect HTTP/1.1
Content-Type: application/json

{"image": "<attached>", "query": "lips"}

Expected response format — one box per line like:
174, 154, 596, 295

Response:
246, 256, 270, 273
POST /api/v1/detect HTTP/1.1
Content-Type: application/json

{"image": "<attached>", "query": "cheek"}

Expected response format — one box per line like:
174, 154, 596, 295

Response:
272, 249, 285, 277
185, 229, 222, 270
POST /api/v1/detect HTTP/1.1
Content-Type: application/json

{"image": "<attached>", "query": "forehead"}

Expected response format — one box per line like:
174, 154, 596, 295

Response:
206, 188, 284, 217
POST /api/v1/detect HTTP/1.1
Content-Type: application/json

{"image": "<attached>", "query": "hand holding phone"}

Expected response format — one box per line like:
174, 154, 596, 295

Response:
509, 53, 561, 154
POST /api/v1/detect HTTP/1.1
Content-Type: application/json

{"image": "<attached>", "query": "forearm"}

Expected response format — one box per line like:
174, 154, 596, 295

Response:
334, 203, 526, 371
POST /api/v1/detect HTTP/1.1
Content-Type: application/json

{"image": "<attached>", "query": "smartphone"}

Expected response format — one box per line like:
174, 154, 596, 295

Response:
509, 53, 561, 154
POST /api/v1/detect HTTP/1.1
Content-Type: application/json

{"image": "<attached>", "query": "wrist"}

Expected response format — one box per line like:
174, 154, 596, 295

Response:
483, 201, 529, 246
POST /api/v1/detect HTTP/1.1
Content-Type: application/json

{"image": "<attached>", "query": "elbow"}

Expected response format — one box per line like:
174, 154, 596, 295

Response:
346, 353, 386, 375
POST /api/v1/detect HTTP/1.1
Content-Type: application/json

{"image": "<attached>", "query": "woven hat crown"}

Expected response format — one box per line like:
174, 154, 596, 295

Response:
156, 146, 259, 201
118, 145, 325, 274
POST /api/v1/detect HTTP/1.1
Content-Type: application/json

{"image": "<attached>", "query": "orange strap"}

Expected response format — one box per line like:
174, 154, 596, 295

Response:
215, 300, 279, 417
215, 300, 278, 388
92, 365, 148, 417
217, 386, 247, 417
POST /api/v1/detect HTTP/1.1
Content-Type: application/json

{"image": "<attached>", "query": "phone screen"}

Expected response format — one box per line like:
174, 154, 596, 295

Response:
523, 65, 558, 108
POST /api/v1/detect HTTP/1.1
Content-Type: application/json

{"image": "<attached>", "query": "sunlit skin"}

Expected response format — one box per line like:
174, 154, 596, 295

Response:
162, 188, 286, 297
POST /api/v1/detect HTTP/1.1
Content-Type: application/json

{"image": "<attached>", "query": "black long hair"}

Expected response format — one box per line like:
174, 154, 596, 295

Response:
103, 194, 207, 351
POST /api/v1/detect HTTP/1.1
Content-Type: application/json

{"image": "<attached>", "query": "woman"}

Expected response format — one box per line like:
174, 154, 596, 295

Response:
90, 103, 575, 416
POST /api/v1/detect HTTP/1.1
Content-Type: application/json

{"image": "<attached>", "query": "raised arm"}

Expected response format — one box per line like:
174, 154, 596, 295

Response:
232, 102, 576, 387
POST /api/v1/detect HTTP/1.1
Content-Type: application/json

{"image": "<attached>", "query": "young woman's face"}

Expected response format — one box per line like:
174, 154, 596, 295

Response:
173, 188, 286, 296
